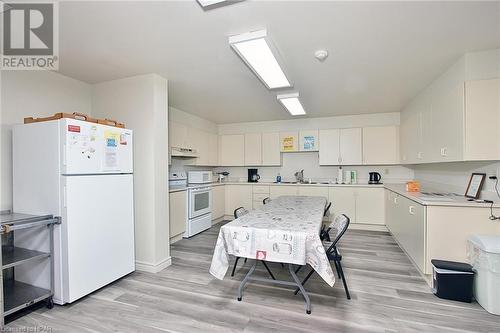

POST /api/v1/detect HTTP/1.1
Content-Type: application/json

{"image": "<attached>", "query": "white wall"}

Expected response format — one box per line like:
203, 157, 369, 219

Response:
92, 74, 170, 272
413, 162, 500, 201
217, 152, 413, 184
170, 106, 217, 134
464, 49, 500, 80
0, 71, 92, 211
215, 112, 412, 183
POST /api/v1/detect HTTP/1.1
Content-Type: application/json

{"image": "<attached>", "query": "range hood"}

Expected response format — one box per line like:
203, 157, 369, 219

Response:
170, 146, 199, 158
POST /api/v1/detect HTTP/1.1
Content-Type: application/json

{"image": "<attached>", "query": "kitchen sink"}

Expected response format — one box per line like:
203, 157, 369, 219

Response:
275, 181, 321, 184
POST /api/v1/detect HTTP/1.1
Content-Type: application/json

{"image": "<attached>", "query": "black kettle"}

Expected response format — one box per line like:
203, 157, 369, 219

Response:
369, 172, 382, 184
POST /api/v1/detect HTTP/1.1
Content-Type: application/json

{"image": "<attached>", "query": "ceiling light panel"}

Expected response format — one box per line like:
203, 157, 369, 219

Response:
229, 29, 291, 89
277, 93, 306, 116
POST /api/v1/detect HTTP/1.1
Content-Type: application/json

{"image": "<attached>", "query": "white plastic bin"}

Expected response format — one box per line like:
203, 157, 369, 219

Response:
467, 235, 500, 315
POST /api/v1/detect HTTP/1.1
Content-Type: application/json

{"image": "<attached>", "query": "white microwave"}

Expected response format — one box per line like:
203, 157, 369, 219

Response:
188, 171, 213, 184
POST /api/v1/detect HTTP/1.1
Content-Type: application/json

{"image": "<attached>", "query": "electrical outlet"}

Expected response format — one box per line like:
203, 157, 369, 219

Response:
384, 168, 389, 175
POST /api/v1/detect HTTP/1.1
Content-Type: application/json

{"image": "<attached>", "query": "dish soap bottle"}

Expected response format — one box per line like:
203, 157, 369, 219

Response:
276, 173, 282, 183
338, 166, 344, 184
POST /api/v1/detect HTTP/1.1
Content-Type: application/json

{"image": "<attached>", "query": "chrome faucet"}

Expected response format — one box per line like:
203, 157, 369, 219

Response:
294, 169, 304, 183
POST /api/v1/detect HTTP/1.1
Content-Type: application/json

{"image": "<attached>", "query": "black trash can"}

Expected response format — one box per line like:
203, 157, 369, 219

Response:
431, 259, 474, 303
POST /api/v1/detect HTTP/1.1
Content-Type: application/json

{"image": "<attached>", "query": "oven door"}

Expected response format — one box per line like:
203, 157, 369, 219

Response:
189, 187, 212, 218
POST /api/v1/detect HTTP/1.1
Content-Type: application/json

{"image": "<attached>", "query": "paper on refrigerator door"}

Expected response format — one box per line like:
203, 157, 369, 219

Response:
103, 130, 120, 171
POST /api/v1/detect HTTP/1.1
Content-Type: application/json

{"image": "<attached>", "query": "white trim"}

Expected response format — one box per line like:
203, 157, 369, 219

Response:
169, 234, 184, 244
229, 29, 267, 44
135, 257, 172, 273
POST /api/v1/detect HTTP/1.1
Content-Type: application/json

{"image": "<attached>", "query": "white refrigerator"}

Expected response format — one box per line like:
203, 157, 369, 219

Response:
12, 118, 135, 305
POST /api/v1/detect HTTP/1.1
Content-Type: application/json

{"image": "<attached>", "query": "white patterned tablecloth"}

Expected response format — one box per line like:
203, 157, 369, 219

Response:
209, 196, 335, 287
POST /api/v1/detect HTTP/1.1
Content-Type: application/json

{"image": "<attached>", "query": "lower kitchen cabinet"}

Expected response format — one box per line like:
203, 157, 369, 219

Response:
385, 189, 500, 279
212, 185, 225, 221
270, 185, 298, 199
393, 194, 426, 272
297, 186, 329, 198
386, 191, 426, 272
328, 187, 356, 222
356, 188, 385, 225
169, 191, 187, 239
328, 187, 384, 225
225, 185, 253, 216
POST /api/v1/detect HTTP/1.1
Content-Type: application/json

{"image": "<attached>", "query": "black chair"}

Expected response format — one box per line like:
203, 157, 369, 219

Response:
320, 202, 332, 241
230, 207, 276, 280
294, 214, 351, 299
263, 197, 271, 205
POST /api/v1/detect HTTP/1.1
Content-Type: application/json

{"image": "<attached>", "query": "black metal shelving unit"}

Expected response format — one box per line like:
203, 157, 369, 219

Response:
1, 212, 60, 326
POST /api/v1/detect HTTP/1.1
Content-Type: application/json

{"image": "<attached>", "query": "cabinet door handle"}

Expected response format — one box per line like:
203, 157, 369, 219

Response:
409, 206, 415, 215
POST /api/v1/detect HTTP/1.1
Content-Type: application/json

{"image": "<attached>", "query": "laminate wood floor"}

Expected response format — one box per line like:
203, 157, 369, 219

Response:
6, 222, 500, 332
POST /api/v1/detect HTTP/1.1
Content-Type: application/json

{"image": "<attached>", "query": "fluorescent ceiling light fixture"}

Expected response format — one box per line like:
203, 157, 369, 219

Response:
229, 29, 291, 89
277, 93, 306, 116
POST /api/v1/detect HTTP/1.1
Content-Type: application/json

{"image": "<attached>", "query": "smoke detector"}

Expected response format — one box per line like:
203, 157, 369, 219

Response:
314, 49, 328, 62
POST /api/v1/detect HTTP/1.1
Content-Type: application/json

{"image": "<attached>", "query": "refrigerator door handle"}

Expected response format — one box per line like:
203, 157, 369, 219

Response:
62, 144, 67, 166
63, 185, 67, 208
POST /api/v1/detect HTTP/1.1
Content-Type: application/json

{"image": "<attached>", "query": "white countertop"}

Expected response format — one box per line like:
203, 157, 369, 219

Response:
384, 184, 500, 208
168, 181, 384, 193
169, 181, 500, 208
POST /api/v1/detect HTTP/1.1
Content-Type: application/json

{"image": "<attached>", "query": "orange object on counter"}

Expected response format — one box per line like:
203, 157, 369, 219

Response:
406, 181, 421, 192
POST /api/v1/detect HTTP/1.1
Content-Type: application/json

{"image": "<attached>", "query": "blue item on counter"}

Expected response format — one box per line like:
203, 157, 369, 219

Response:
276, 174, 281, 183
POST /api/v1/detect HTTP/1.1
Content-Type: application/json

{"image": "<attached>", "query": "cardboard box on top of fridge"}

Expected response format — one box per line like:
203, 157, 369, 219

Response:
24, 112, 125, 128
24, 112, 98, 124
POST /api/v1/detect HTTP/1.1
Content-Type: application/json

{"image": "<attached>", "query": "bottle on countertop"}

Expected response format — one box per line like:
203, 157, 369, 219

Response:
351, 170, 358, 184
276, 173, 282, 183
338, 166, 344, 184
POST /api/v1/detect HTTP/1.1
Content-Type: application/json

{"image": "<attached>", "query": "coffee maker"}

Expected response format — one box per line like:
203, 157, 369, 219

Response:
248, 169, 260, 182
369, 172, 382, 184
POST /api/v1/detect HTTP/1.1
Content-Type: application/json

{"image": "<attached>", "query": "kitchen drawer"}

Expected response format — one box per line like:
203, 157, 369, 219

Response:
253, 185, 270, 194
253, 193, 270, 202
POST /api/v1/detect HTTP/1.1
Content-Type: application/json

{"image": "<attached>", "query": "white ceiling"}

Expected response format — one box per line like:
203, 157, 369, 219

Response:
58, 1, 500, 124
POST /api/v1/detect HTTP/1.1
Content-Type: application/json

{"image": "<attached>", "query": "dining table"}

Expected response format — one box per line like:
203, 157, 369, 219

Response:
209, 195, 335, 314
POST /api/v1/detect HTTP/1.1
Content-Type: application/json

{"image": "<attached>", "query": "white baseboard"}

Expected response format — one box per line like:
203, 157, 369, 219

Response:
169, 233, 184, 244
135, 257, 172, 273
349, 224, 388, 232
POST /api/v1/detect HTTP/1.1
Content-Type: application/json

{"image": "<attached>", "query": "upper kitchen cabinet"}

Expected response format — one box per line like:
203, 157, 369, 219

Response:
339, 128, 362, 164
169, 121, 191, 149
464, 78, 500, 161
299, 130, 319, 151
190, 127, 210, 166
363, 126, 400, 165
262, 132, 281, 166
244, 133, 262, 166
219, 134, 245, 166
319, 128, 362, 165
319, 129, 340, 165
400, 54, 500, 164
280, 131, 299, 152
208, 133, 219, 166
